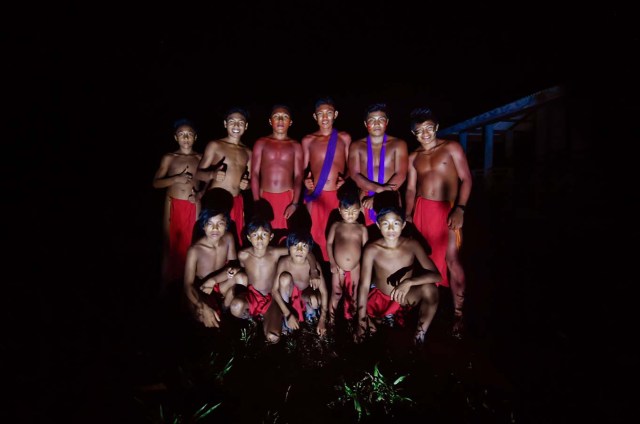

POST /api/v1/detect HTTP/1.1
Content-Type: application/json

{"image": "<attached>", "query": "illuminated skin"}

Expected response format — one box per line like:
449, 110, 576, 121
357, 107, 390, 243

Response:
325, 203, 368, 323
196, 112, 252, 197
152, 123, 203, 287
236, 225, 290, 342
184, 213, 244, 328
348, 110, 408, 212
273, 240, 329, 336
251, 106, 304, 221
405, 115, 472, 335
301, 102, 351, 193
356, 209, 440, 345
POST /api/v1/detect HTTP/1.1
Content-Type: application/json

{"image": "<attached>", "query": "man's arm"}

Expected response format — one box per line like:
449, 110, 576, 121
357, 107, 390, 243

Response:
404, 152, 418, 221
348, 142, 378, 193
251, 138, 265, 201
386, 139, 408, 190
292, 142, 304, 203
184, 248, 221, 328
325, 223, 338, 274
448, 142, 473, 229
195, 142, 216, 184
152, 155, 190, 189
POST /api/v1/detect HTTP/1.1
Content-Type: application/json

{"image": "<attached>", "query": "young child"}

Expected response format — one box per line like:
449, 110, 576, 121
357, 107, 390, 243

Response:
326, 189, 368, 323
183, 208, 245, 328
152, 118, 203, 292
356, 206, 441, 345
272, 232, 329, 337
235, 217, 290, 342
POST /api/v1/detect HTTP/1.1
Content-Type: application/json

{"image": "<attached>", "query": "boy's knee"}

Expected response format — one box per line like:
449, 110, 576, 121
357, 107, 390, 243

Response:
266, 332, 280, 344
421, 284, 439, 304
229, 297, 250, 319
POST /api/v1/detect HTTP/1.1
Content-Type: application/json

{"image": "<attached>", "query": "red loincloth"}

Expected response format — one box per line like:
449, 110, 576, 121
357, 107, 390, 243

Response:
168, 197, 197, 282
306, 189, 339, 261
231, 193, 244, 245
412, 197, 451, 287
262, 190, 294, 230
366, 287, 407, 327
246, 285, 273, 317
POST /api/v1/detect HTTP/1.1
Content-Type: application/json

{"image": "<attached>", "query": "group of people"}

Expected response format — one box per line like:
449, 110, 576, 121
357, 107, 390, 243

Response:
152, 97, 472, 345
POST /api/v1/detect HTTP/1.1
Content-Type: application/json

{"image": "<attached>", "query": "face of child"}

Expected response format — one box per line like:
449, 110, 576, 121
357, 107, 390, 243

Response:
377, 212, 405, 240
247, 227, 273, 249
175, 125, 197, 148
339, 205, 361, 224
313, 104, 336, 129
288, 241, 310, 262
225, 112, 248, 137
204, 214, 227, 238
269, 107, 292, 134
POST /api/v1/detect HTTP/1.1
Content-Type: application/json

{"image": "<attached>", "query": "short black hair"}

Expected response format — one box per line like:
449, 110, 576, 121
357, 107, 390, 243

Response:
314, 96, 335, 111
409, 107, 438, 131
173, 118, 196, 132
225, 106, 250, 121
197, 208, 231, 231
376, 206, 405, 223
286, 231, 314, 249
364, 103, 388, 120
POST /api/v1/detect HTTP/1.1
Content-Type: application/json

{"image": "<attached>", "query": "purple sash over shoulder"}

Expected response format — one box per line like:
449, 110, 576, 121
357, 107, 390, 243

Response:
304, 129, 338, 203
366, 134, 387, 222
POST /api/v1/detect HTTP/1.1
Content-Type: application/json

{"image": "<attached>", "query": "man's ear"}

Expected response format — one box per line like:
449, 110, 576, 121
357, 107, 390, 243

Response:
223, 120, 228, 128
334, 110, 339, 119
312, 113, 317, 120
245, 122, 249, 130
269, 233, 274, 241
402, 221, 406, 230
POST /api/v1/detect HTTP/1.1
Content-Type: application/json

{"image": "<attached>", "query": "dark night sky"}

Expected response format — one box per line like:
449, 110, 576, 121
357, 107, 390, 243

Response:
5, 4, 638, 422
6, 2, 637, 296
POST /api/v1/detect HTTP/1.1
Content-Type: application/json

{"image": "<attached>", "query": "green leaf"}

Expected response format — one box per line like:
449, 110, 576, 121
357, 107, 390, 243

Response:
393, 375, 406, 385
193, 402, 222, 421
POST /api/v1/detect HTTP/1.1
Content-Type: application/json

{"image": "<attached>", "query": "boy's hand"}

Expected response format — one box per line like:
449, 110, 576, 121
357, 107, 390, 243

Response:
390, 281, 411, 305
309, 273, 322, 290
199, 305, 220, 328
286, 313, 300, 331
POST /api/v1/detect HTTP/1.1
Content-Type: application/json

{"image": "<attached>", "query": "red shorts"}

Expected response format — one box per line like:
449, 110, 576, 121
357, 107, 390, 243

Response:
262, 190, 294, 230
366, 287, 407, 327
246, 285, 272, 317
168, 197, 197, 282
412, 197, 451, 287
306, 190, 339, 261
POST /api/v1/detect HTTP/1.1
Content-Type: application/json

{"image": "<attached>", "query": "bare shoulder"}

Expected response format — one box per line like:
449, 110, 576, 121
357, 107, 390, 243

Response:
350, 138, 367, 151
338, 130, 352, 142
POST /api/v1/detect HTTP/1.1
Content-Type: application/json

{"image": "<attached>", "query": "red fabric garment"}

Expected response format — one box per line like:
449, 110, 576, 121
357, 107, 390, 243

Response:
168, 197, 197, 282
246, 285, 273, 317
366, 287, 406, 327
262, 190, 294, 230
290, 285, 306, 321
306, 189, 339, 261
343, 270, 355, 319
412, 197, 451, 287
231, 193, 244, 245
363, 206, 375, 226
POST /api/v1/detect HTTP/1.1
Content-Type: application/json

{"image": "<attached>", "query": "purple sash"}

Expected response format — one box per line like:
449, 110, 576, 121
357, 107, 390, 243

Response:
366, 134, 387, 222
304, 129, 338, 203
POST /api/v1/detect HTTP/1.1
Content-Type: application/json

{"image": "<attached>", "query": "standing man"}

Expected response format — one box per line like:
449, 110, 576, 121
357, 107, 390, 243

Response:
251, 104, 304, 235
404, 107, 472, 337
196, 107, 252, 246
301, 97, 351, 261
348, 103, 408, 227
